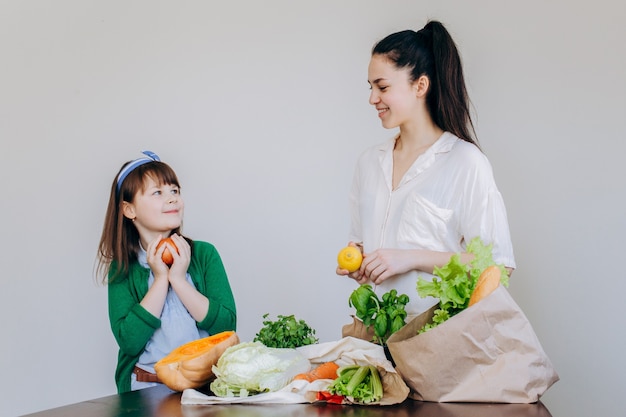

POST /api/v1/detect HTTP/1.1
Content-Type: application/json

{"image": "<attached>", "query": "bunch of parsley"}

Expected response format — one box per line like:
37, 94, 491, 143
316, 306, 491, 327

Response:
416, 237, 509, 333
253, 313, 318, 348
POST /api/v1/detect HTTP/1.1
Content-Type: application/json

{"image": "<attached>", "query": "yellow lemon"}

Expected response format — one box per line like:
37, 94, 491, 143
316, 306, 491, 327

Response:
337, 246, 363, 273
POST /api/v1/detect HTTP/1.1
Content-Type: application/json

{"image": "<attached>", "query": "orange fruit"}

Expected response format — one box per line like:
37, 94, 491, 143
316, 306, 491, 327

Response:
157, 237, 179, 266
337, 246, 363, 273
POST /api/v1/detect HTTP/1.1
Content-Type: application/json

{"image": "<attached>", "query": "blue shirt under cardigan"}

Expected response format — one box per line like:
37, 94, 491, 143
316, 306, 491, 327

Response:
108, 240, 237, 393
131, 246, 209, 390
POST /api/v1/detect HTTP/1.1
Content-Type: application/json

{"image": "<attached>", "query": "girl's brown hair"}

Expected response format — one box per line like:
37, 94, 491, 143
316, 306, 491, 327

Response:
96, 160, 187, 284
372, 20, 478, 147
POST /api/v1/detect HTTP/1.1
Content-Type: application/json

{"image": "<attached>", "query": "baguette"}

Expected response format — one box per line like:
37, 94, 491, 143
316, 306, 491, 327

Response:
468, 265, 501, 307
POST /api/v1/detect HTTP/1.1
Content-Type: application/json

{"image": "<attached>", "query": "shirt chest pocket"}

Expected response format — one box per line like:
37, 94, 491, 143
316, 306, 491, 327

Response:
397, 194, 454, 250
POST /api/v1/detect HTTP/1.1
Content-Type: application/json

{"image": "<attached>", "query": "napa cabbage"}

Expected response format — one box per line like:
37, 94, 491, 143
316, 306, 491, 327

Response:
210, 341, 310, 397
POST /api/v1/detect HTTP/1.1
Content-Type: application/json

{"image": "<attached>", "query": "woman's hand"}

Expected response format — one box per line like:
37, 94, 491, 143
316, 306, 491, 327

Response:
340, 246, 487, 286
336, 242, 369, 284
361, 248, 418, 285
337, 265, 369, 284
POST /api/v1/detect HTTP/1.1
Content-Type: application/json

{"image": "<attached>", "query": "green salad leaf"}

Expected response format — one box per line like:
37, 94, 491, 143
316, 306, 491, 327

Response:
416, 237, 509, 333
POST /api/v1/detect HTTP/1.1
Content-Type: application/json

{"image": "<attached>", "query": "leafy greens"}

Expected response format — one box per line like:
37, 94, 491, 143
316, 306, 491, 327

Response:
253, 313, 318, 348
416, 237, 509, 333
210, 342, 310, 397
349, 285, 409, 345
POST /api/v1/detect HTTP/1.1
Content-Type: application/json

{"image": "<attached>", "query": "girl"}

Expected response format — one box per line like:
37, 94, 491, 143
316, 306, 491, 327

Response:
337, 21, 516, 315
97, 151, 236, 393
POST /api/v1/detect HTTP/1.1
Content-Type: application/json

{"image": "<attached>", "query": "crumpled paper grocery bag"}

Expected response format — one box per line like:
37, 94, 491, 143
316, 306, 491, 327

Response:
385, 286, 559, 403
341, 315, 376, 342
181, 336, 409, 406
297, 336, 409, 405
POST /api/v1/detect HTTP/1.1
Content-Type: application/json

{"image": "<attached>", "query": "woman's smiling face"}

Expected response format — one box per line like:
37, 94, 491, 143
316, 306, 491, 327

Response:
368, 54, 419, 130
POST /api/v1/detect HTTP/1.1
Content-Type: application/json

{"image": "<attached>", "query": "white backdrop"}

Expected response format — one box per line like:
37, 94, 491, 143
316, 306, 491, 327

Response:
1, 1, 624, 416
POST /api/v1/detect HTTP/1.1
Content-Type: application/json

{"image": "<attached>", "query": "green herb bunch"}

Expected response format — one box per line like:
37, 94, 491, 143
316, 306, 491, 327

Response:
349, 285, 409, 345
253, 313, 319, 348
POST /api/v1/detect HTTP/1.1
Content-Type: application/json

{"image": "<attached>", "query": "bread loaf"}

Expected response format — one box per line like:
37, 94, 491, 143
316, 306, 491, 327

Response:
468, 265, 501, 307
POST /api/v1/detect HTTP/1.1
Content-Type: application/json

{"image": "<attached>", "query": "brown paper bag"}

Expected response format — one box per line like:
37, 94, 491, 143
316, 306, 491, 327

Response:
386, 286, 559, 403
341, 315, 375, 342
341, 316, 398, 367
298, 336, 410, 405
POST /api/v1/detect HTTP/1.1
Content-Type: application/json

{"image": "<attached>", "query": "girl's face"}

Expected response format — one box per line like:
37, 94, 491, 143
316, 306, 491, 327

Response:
368, 54, 419, 129
123, 175, 184, 238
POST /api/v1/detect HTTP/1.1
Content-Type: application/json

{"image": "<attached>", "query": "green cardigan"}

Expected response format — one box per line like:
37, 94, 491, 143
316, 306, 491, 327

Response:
108, 240, 236, 393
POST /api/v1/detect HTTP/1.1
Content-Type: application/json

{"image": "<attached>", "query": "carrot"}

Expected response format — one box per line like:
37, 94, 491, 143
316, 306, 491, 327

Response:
294, 361, 340, 382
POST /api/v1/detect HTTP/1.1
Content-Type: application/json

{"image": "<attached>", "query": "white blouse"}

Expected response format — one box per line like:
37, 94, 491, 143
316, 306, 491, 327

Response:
349, 132, 516, 315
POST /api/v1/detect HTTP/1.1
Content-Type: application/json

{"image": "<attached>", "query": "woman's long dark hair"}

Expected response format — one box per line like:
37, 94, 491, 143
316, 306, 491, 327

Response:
373, 20, 478, 147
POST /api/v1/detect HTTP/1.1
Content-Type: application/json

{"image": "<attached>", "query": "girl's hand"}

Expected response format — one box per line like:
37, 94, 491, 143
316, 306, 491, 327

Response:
147, 235, 171, 284
361, 248, 416, 285
166, 233, 191, 284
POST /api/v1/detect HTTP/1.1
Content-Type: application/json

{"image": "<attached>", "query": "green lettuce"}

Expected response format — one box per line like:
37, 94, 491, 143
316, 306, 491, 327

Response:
210, 342, 310, 397
416, 237, 509, 333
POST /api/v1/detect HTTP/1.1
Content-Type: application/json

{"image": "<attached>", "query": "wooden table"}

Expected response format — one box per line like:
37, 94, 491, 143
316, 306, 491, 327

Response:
21, 384, 554, 417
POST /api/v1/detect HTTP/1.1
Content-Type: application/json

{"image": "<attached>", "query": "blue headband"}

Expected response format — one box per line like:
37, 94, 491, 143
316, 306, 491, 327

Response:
116, 150, 161, 195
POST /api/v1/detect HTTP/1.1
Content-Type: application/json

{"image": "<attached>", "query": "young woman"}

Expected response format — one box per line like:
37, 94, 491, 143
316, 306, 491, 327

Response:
97, 151, 236, 393
337, 21, 515, 315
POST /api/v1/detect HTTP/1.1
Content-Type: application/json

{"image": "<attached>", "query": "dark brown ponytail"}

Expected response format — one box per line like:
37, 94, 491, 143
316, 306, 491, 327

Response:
372, 20, 478, 147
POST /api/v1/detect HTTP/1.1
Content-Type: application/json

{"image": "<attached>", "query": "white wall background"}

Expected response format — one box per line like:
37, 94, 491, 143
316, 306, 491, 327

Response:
1, 1, 624, 416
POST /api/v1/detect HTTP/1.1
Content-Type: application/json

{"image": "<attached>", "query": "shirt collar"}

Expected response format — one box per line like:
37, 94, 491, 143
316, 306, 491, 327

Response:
137, 242, 149, 268
377, 131, 459, 189
378, 131, 458, 155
